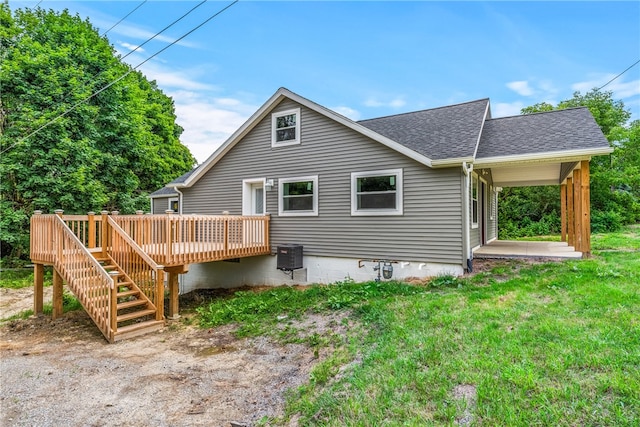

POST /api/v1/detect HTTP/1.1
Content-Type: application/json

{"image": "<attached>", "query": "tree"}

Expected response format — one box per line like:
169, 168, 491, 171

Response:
499, 89, 638, 237
0, 3, 196, 263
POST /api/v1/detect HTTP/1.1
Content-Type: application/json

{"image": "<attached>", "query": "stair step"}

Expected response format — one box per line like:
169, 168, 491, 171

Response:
117, 299, 148, 310
117, 289, 140, 298
113, 320, 165, 342
117, 308, 156, 323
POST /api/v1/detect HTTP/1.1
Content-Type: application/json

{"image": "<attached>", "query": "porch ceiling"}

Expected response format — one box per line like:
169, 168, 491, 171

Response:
490, 163, 561, 187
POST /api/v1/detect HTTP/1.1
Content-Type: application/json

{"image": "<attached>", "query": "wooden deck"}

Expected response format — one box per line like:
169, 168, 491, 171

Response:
30, 211, 271, 342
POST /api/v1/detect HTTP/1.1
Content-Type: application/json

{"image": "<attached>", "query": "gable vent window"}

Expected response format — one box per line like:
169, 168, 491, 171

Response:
278, 175, 318, 216
272, 108, 300, 147
351, 169, 403, 216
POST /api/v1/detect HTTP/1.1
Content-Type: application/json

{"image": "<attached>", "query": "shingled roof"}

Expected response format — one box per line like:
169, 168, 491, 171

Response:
358, 98, 489, 160
476, 107, 610, 159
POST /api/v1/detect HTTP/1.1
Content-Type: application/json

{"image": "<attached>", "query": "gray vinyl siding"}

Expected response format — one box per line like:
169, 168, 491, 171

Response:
151, 197, 171, 214
181, 99, 464, 264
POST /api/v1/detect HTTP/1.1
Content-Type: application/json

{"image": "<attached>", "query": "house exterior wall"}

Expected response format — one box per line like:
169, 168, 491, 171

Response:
179, 254, 464, 293
180, 98, 465, 267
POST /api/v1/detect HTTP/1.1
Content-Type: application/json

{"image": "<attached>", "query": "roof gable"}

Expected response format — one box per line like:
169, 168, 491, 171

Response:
358, 98, 490, 162
171, 87, 437, 188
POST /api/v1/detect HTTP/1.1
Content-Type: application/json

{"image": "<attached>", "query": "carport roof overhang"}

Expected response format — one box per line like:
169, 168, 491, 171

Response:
473, 147, 613, 188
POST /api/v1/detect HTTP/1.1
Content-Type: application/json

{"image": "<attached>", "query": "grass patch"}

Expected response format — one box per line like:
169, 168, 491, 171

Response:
198, 229, 640, 426
0, 267, 52, 289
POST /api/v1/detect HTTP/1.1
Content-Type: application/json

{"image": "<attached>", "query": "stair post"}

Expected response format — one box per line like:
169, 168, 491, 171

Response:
101, 211, 109, 258
87, 211, 96, 249
33, 210, 44, 315
109, 270, 119, 337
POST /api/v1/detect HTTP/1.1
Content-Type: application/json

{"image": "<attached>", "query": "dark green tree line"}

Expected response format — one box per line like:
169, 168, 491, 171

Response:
0, 3, 196, 263
499, 90, 640, 238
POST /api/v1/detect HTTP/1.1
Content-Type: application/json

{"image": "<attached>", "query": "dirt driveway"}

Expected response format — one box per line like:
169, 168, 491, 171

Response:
0, 290, 344, 427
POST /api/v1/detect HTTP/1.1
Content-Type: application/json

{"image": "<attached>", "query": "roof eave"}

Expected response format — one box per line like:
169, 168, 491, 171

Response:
431, 157, 475, 168
474, 147, 613, 168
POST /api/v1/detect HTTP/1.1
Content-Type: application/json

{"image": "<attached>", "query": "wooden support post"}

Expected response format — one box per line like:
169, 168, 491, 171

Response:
34, 263, 44, 315
567, 177, 575, 247
581, 160, 591, 257
156, 269, 165, 321
87, 211, 96, 249
573, 168, 583, 253
52, 268, 64, 319
101, 211, 109, 258
560, 184, 567, 243
167, 271, 180, 319
109, 271, 119, 340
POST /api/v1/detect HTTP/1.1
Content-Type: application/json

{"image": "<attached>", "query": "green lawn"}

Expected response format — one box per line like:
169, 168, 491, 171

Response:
198, 225, 640, 426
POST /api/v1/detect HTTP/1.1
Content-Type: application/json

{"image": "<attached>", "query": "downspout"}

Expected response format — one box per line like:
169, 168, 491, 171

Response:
174, 187, 184, 215
462, 162, 473, 272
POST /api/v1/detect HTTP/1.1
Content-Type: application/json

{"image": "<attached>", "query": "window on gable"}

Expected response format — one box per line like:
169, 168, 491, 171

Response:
471, 173, 478, 228
272, 108, 300, 147
278, 175, 318, 216
351, 169, 403, 216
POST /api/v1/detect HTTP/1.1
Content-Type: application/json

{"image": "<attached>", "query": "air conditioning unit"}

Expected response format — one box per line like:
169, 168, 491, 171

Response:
277, 244, 303, 271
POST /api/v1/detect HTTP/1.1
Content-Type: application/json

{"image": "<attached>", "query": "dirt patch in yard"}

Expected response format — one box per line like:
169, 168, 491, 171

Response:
0, 290, 349, 427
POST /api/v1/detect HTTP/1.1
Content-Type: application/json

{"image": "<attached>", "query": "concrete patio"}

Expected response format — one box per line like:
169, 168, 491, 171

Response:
474, 240, 582, 259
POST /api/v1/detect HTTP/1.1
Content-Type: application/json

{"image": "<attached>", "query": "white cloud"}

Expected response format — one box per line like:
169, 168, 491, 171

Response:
506, 81, 534, 96
139, 62, 217, 91
492, 101, 524, 118
171, 94, 258, 164
330, 106, 361, 121
572, 74, 640, 99
119, 41, 143, 52
364, 97, 406, 108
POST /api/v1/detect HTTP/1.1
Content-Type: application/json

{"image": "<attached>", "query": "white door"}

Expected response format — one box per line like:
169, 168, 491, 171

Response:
242, 179, 266, 245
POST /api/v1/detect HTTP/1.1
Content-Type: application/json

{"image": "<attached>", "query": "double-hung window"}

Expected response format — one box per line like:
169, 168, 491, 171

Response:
271, 108, 300, 147
278, 175, 318, 216
351, 169, 403, 216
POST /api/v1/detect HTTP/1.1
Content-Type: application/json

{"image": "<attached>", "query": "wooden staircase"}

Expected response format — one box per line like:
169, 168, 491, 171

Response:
94, 254, 164, 342
30, 213, 166, 343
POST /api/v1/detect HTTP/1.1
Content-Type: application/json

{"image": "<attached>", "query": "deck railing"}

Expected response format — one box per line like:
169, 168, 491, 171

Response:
48, 215, 115, 341
32, 211, 271, 267
111, 213, 271, 266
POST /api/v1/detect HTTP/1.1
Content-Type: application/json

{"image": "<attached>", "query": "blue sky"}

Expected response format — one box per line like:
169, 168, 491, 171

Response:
11, 0, 640, 163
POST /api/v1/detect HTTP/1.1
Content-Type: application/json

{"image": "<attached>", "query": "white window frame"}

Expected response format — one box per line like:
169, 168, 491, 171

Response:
168, 197, 179, 213
278, 175, 318, 216
351, 168, 403, 216
271, 108, 301, 147
471, 173, 479, 229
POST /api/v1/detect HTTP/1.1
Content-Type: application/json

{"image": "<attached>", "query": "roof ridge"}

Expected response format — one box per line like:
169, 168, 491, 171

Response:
488, 106, 590, 121
358, 98, 490, 123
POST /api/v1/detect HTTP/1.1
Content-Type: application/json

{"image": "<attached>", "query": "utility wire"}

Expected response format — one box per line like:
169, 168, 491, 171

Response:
31, 0, 205, 130
100, 0, 147, 37
597, 59, 640, 91
1, 0, 238, 156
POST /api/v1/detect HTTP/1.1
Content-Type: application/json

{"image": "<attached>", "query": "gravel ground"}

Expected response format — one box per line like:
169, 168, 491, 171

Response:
0, 304, 347, 427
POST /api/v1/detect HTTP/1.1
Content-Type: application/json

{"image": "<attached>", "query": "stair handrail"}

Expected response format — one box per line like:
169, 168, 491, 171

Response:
107, 216, 165, 322
52, 215, 115, 340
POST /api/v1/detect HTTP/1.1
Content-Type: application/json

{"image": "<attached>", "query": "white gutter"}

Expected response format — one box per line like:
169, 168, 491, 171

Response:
461, 161, 473, 271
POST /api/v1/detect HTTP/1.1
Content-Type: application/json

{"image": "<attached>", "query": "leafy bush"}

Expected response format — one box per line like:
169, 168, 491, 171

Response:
591, 210, 623, 233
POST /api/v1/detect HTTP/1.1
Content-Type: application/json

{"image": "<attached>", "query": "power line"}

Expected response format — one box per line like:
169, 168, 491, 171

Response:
597, 59, 640, 91
1, 0, 238, 156
100, 1, 147, 37
27, 0, 205, 134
